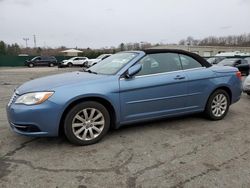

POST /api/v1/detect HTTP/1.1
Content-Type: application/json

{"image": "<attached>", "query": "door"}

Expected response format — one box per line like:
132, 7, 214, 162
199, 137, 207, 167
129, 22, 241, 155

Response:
72, 58, 79, 65
34, 57, 42, 66
119, 53, 189, 123
178, 54, 215, 110
76, 57, 86, 65
43, 57, 50, 66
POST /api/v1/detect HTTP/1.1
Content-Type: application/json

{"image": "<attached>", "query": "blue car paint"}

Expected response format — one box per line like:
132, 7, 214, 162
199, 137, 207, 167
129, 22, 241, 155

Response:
6, 51, 242, 137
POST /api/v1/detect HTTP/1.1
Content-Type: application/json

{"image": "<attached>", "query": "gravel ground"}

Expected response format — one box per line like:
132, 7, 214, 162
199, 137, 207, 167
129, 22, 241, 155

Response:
0, 67, 250, 188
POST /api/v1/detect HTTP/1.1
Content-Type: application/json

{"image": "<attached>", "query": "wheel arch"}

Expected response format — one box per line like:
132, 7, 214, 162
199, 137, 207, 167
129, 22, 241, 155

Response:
208, 86, 232, 104
58, 96, 117, 136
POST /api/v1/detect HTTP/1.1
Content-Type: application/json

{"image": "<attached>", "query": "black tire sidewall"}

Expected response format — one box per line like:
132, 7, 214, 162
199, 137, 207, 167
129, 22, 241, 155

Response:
64, 101, 110, 145
205, 89, 230, 120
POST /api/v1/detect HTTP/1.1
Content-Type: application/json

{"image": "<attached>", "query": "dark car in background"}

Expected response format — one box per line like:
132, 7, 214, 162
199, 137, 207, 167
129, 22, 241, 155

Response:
217, 58, 249, 75
25, 56, 57, 67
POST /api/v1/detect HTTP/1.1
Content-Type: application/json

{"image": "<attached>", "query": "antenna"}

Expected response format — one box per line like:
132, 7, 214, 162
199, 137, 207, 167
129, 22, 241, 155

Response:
23, 38, 29, 48
33, 35, 37, 48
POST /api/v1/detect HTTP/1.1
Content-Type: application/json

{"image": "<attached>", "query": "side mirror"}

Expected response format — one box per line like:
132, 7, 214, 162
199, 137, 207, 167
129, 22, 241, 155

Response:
126, 64, 142, 78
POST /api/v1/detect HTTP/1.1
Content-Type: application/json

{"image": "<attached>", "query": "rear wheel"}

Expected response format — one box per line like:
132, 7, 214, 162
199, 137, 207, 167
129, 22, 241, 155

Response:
204, 89, 230, 120
64, 101, 110, 145
49, 63, 54, 67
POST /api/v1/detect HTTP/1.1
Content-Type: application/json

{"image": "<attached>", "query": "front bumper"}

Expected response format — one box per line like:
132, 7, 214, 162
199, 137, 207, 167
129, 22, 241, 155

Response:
6, 100, 62, 137
243, 87, 250, 93
243, 82, 250, 93
58, 62, 68, 68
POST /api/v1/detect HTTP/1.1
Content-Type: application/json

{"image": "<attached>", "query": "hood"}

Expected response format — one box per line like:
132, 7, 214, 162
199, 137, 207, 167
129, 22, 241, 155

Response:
16, 71, 108, 95
88, 59, 98, 62
88, 59, 100, 65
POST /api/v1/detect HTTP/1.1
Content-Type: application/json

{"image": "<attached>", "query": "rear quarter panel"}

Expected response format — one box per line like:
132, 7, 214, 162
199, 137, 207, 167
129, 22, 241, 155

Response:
185, 66, 241, 111
208, 66, 242, 104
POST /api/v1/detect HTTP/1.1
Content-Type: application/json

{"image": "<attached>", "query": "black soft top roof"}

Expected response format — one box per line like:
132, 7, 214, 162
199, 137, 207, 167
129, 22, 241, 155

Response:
144, 49, 212, 68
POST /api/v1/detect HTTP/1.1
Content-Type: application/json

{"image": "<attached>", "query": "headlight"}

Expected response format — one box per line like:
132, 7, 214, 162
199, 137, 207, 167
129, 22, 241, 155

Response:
15, 91, 54, 105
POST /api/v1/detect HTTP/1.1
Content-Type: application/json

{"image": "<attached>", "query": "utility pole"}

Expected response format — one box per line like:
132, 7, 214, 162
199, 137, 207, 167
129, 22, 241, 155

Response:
33, 35, 37, 48
23, 38, 29, 48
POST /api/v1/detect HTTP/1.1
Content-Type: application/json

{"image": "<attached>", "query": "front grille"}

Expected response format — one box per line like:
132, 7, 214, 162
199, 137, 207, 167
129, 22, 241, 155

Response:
8, 93, 18, 106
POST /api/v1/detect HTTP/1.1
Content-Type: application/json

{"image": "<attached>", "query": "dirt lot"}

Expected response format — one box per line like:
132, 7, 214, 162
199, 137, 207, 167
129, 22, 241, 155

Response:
0, 67, 250, 188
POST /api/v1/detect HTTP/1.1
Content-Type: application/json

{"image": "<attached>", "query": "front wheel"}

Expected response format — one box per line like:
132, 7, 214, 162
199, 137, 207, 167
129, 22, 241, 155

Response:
28, 63, 34, 68
204, 89, 230, 120
64, 101, 110, 145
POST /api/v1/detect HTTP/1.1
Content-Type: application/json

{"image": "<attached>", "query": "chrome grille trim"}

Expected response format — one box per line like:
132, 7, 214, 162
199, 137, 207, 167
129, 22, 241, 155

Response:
8, 93, 18, 106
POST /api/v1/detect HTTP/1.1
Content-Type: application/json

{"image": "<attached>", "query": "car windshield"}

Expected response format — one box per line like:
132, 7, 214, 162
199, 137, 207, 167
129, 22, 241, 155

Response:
88, 52, 138, 75
31, 57, 39, 61
217, 59, 238, 66
68, 57, 76, 60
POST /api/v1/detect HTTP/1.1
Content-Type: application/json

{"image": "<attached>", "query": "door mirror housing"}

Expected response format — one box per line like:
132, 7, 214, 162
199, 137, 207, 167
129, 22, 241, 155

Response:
126, 64, 142, 78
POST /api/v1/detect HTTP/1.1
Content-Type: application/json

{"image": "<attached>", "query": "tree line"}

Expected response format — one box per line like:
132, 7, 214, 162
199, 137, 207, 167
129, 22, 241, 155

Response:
0, 41, 21, 55
179, 33, 250, 47
0, 41, 153, 57
1, 33, 250, 56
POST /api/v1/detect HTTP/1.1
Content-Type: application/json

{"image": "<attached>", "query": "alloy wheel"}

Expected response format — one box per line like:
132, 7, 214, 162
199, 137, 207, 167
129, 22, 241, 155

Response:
72, 108, 105, 141
211, 93, 228, 117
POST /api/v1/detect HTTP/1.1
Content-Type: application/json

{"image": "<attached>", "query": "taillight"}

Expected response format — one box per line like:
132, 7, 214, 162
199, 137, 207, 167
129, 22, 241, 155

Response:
236, 71, 242, 80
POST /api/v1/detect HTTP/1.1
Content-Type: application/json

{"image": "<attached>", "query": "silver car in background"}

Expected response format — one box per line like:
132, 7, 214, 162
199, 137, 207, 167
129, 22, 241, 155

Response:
86, 54, 112, 67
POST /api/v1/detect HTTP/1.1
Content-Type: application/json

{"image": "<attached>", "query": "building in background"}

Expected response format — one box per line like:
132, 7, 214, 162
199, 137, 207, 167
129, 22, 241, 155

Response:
61, 49, 83, 56
151, 45, 250, 57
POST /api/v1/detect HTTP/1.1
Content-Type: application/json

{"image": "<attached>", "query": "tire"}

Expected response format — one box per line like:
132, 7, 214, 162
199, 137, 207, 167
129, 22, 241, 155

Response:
28, 63, 34, 68
49, 63, 54, 67
67, 63, 73, 67
204, 89, 230, 120
247, 92, 250, 96
64, 101, 110, 145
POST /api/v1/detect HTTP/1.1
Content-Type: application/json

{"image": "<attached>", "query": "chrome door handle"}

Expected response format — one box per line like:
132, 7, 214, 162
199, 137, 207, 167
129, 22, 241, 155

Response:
174, 75, 185, 80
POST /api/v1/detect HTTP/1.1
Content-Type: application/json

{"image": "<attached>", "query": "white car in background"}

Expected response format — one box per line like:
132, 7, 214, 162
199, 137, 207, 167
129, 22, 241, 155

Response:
59, 57, 88, 67
243, 75, 250, 96
86, 54, 112, 67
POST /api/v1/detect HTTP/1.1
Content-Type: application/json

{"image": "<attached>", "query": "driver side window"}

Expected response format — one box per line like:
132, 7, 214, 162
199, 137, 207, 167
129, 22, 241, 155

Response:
136, 53, 182, 76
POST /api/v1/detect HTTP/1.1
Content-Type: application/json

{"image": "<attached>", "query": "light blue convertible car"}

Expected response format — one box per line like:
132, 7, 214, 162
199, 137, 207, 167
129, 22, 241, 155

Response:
6, 49, 242, 145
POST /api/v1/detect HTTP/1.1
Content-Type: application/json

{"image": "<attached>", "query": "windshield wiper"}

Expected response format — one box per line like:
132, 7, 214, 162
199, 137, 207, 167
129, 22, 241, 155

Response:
82, 69, 98, 74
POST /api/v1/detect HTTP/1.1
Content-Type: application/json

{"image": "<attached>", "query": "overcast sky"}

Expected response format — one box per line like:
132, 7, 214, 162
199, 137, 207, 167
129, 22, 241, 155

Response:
0, 0, 250, 48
